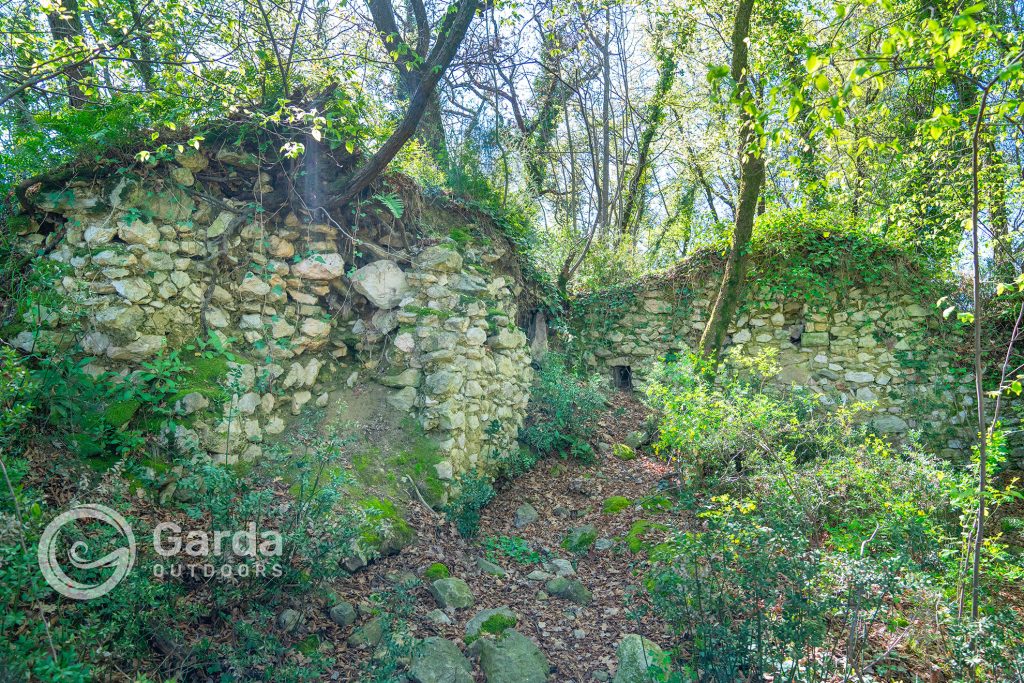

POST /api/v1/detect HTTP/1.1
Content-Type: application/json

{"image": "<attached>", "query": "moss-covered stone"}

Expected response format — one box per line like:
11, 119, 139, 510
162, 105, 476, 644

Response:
612, 443, 636, 460
562, 524, 598, 554
465, 607, 518, 642
544, 577, 592, 606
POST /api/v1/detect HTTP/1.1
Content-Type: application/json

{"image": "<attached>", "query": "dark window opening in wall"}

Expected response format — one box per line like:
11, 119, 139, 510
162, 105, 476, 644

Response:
789, 323, 804, 347
612, 365, 633, 391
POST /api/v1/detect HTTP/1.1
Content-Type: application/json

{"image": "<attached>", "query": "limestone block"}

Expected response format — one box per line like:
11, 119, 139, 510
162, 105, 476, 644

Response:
351, 260, 408, 308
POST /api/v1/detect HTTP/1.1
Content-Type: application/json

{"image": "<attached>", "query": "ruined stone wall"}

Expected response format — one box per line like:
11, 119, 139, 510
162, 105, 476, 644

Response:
12, 150, 533, 481
571, 261, 978, 458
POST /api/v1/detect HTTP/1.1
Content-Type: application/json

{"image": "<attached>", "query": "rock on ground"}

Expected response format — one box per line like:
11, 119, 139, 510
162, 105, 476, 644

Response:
429, 577, 475, 609
408, 637, 473, 683
474, 630, 549, 683
465, 606, 517, 639
612, 634, 672, 683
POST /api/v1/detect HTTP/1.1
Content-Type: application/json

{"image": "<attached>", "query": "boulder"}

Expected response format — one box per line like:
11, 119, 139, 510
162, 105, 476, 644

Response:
465, 607, 517, 639
514, 503, 539, 528
475, 557, 507, 577
351, 260, 408, 308
346, 617, 383, 647
276, 609, 302, 632
612, 634, 671, 683
409, 637, 473, 683
544, 577, 592, 606
475, 630, 549, 683
562, 524, 598, 554
328, 601, 357, 627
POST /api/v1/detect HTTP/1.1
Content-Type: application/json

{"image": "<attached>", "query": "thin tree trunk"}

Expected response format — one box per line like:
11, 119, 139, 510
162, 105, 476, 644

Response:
618, 49, 675, 236
699, 0, 763, 359
969, 80, 994, 624
600, 8, 612, 235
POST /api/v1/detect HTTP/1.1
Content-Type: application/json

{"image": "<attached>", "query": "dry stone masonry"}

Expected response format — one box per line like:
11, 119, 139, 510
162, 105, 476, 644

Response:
13, 155, 534, 482
571, 260, 984, 458
13, 151, 1008, 483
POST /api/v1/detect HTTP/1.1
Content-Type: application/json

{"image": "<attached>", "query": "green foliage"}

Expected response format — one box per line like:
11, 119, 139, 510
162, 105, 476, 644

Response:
561, 525, 598, 554
424, 563, 450, 581
372, 192, 405, 219
748, 208, 947, 304
358, 585, 419, 683
644, 352, 1024, 679
484, 535, 541, 565
494, 446, 538, 479
0, 408, 373, 680
521, 353, 607, 462
443, 472, 495, 537
646, 351, 862, 489
612, 443, 636, 460
625, 519, 669, 555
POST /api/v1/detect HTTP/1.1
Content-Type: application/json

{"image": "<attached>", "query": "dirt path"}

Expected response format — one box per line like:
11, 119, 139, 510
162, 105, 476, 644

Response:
324, 395, 684, 681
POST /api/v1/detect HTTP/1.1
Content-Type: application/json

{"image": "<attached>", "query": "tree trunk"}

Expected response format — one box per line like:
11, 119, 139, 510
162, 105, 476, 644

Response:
47, 0, 88, 107
698, 0, 763, 359
333, 0, 478, 208
367, 0, 449, 164
599, 8, 612, 235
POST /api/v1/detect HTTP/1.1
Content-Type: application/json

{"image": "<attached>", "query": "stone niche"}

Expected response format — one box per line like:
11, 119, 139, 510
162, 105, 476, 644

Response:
12, 161, 535, 483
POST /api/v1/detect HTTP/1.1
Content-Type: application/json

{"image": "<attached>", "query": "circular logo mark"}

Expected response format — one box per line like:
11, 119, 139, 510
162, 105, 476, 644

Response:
38, 503, 136, 600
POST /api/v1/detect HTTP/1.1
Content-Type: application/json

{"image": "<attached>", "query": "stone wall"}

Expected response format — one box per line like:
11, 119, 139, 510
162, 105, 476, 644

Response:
571, 260, 979, 457
12, 152, 533, 482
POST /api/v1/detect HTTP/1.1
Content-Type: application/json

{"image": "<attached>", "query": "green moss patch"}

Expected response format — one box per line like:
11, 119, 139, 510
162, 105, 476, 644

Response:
354, 497, 415, 556
612, 443, 636, 460
602, 496, 631, 514
625, 520, 669, 555
424, 563, 450, 581
104, 399, 141, 428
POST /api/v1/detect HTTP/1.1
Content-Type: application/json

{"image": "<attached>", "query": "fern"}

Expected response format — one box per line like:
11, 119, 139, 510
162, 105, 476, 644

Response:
373, 192, 404, 219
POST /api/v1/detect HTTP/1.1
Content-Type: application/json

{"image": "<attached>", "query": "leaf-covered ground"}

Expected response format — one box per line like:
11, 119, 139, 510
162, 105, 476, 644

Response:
324, 392, 682, 681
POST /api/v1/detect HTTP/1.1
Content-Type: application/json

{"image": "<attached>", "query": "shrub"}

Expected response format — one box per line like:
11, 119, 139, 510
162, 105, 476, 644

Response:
643, 352, 1024, 680
444, 472, 495, 537
0, 414, 367, 681
520, 353, 607, 462
484, 535, 541, 565
645, 351, 860, 490
495, 446, 538, 479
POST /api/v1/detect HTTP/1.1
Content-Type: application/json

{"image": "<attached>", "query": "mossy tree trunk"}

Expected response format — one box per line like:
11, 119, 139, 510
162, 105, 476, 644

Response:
698, 0, 764, 360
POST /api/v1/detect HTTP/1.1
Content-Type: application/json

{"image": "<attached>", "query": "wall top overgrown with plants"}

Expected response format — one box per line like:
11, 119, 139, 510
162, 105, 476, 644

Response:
569, 212, 991, 460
